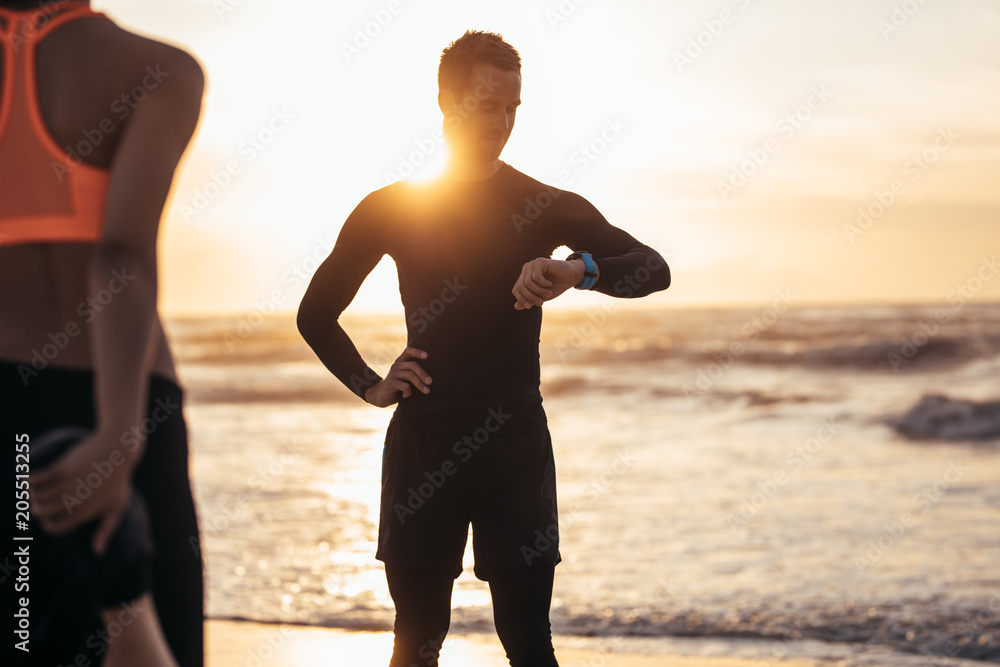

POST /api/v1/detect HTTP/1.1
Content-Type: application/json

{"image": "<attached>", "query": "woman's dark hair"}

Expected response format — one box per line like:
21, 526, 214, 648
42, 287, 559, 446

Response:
0, 1, 65, 8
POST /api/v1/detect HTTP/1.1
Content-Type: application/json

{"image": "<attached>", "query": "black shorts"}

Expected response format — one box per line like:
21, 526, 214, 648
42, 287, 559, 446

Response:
2, 360, 204, 667
376, 399, 560, 580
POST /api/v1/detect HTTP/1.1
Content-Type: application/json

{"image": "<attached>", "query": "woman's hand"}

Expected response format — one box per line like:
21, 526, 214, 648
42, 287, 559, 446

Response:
29, 431, 137, 555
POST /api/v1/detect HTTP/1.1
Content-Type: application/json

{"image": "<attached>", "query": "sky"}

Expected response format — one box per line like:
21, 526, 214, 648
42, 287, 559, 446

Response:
93, 0, 1000, 314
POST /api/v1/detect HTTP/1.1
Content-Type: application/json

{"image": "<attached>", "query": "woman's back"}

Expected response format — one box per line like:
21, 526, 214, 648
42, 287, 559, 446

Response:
0, 2, 202, 380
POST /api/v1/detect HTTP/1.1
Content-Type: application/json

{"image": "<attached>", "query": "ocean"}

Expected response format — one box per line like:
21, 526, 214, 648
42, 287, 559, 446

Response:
166, 302, 1000, 665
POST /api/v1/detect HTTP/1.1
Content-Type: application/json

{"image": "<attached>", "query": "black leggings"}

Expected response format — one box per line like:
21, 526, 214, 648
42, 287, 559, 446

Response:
385, 564, 559, 667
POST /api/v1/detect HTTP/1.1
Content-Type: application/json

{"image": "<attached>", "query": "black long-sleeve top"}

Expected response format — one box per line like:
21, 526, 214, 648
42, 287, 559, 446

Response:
298, 163, 669, 428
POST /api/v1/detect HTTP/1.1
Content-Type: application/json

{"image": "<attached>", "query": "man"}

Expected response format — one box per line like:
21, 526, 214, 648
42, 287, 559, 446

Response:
0, 1, 205, 664
298, 30, 669, 667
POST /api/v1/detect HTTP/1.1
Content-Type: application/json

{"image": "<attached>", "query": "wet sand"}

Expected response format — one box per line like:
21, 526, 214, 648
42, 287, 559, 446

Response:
206, 619, 831, 666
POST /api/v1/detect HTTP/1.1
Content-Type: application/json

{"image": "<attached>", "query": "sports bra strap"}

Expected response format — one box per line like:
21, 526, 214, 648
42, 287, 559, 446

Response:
0, 1, 112, 246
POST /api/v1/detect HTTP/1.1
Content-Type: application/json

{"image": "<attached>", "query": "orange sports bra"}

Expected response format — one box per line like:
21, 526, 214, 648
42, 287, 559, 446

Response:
0, 2, 111, 246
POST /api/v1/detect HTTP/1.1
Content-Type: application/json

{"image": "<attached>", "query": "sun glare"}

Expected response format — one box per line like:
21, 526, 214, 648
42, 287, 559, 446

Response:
404, 140, 451, 185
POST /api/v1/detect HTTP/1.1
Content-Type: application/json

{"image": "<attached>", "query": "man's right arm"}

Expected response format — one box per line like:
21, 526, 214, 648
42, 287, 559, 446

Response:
298, 191, 434, 406
297, 195, 387, 401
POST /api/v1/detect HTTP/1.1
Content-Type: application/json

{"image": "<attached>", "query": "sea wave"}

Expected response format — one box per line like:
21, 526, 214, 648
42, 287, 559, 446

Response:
215, 594, 1000, 663
891, 394, 1000, 441
169, 305, 1000, 377
549, 335, 995, 371
184, 385, 359, 405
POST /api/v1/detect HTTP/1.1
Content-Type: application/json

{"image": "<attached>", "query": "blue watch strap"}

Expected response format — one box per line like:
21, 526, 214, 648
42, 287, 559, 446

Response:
569, 252, 598, 290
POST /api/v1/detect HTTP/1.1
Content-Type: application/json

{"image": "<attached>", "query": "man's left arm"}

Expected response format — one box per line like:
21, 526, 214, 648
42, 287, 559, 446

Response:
587, 240, 670, 298
511, 193, 670, 309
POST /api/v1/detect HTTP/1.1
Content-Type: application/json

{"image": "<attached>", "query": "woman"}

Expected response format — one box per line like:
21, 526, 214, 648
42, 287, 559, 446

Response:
1, 1, 205, 664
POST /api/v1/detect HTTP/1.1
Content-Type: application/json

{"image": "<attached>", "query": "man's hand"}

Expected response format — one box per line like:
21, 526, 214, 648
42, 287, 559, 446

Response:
30, 431, 137, 555
365, 347, 433, 407
512, 258, 590, 310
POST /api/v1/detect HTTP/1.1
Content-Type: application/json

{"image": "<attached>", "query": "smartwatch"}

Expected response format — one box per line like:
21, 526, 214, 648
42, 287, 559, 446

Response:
566, 251, 598, 290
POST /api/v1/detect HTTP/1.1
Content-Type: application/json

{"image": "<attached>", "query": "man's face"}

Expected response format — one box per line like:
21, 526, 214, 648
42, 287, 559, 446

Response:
440, 63, 522, 164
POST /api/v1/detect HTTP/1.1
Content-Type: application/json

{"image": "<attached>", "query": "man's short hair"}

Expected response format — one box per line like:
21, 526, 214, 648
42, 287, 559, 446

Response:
438, 30, 521, 96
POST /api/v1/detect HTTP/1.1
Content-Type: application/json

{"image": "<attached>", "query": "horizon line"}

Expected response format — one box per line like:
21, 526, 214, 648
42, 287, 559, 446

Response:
161, 297, 1000, 321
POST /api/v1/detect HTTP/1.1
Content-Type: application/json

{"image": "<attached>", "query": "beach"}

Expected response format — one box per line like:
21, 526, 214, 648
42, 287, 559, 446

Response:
208, 619, 692, 666
171, 304, 1000, 666
206, 619, 825, 666
206, 619, 995, 666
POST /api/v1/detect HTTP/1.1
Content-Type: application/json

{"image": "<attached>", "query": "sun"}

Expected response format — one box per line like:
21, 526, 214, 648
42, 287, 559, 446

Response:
404, 140, 451, 185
